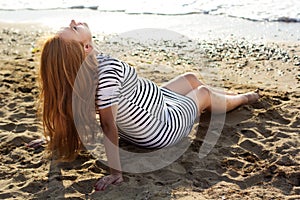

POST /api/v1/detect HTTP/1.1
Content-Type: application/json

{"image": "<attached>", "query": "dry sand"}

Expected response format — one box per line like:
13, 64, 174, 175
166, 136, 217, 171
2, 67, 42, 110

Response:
0, 23, 299, 199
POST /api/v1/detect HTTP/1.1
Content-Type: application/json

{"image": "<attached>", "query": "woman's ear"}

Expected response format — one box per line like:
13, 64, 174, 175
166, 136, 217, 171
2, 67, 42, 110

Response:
84, 43, 93, 54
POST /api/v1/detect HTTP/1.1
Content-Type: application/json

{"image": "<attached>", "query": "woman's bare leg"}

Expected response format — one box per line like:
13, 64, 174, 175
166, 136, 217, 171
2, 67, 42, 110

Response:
162, 72, 236, 96
186, 85, 260, 115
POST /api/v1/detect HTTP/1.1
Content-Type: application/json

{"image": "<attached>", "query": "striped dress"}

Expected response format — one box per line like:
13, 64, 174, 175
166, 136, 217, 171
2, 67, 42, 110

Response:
96, 54, 198, 148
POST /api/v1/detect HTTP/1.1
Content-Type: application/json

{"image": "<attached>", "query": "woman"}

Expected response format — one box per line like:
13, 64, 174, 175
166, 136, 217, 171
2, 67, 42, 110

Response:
32, 20, 259, 191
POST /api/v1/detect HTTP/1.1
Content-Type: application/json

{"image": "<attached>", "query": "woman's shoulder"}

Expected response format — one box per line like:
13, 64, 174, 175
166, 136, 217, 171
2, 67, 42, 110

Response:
96, 54, 121, 65
96, 54, 126, 75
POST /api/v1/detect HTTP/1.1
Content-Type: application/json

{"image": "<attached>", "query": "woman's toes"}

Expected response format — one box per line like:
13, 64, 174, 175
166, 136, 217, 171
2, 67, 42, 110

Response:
245, 91, 260, 104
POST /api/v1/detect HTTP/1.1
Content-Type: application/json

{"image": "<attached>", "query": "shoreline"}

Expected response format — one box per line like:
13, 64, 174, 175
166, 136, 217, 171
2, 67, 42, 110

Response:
1, 10, 300, 43
0, 22, 299, 199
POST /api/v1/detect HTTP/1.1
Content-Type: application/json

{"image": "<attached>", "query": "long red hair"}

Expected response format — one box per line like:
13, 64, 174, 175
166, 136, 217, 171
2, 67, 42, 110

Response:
39, 35, 98, 161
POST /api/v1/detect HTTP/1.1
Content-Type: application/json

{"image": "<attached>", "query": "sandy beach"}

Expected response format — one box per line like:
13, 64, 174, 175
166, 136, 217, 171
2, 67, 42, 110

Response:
0, 22, 299, 200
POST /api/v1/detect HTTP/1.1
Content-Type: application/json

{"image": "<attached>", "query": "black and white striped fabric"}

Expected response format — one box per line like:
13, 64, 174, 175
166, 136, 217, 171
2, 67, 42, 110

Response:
96, 54, 197, 148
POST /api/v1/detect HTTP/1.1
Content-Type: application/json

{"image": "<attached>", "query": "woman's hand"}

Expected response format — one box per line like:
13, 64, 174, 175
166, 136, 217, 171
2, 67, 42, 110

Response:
26, 138, 46, 148
96, 105, 123, 191
94, 173, 123, 191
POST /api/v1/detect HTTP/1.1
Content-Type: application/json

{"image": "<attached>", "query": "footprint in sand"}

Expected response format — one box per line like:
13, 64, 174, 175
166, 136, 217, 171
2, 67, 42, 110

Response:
240, 129, 258, 138
290, 114, 300, 128
7, 102, 17, 110
0, 122, 16, 132
258, 109, 291, 125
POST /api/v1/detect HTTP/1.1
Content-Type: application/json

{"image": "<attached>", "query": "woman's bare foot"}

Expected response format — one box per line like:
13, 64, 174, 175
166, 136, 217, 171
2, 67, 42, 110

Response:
244, 89, 260, 104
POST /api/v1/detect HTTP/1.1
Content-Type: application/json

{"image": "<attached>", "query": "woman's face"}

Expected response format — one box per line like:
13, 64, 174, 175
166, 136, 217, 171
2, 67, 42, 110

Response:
59, 20, 92, 44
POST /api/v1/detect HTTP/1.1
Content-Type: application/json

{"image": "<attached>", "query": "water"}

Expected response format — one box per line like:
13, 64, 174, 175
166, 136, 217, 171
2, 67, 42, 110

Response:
0, 0, 300, 42
1, 0, 299, 22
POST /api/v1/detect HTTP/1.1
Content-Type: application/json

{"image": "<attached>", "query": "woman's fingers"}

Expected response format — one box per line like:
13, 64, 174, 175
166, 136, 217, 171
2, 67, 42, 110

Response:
95, 176, 112, 191
95, 176, 108, 191
94, 174, 123, 191
26, 138, 46, 148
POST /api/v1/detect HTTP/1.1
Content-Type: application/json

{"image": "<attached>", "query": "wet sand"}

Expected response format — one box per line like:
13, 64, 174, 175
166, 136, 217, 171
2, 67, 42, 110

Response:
0, 23, 299, 199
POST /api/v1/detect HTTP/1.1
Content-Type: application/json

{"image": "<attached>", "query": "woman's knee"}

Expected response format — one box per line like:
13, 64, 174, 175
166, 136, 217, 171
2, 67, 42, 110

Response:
182, 72, 197, 81
186, 85, 211, 113
197, 85, 210, 97
181, 72, 203, 88
187, 85, 210, 101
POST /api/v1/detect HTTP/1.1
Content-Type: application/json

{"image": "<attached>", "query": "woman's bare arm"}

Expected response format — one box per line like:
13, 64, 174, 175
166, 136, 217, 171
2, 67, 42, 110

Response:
94, 105, 123, 191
